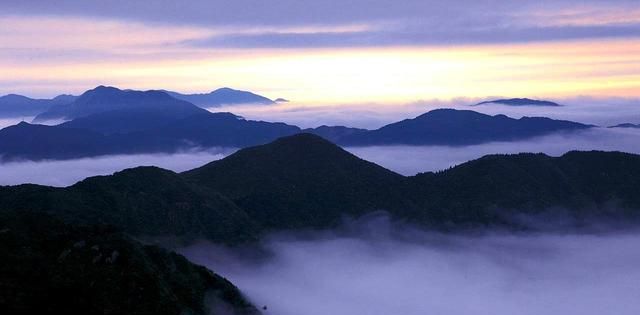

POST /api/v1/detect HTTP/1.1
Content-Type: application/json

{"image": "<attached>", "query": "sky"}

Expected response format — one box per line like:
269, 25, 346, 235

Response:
1, 0, 640, 104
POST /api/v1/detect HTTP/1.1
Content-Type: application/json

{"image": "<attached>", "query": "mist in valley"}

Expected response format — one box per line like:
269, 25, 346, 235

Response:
0, 149, 235, 186
181, 215, 640, 315
347, 127, 640, 175
1, 127, 640, 186
213, 96, 640, 129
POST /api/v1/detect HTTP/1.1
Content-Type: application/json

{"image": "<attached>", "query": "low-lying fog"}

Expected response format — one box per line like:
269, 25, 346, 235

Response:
180, 215, 640, 315
0, 149, 235, 186
214, 96, 640, 129
1, 127, 639, 186
347, 127, 640, 175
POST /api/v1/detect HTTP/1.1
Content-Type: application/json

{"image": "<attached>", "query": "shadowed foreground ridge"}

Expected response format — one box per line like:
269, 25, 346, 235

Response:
2, 134, 640, 314
3, 134, 640, 240
409, 150, 640, 229
0, 210, 260, 315
0, 166, 259, 244
184, 133, 411, 230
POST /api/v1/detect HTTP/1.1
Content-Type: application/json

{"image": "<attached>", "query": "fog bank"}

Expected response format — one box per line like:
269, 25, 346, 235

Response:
214, 96, 640, 129
181, 216, 640, 315
0, 149, 234, 187
347, 128, 640, 175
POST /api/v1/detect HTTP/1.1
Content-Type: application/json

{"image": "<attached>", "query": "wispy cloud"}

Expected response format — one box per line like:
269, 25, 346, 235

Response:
1, 1, 639, 100
3, 0, 640, 49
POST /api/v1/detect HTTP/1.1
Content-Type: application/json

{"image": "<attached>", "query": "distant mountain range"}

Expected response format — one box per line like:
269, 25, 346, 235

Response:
609, 123, 640, 129
0, 86, 594, 161
0, 86, 278, 119
34, 86, 206, 123
0, 94, 77, 118
311, 109, 588, 146
474, 98, 561, 107
164, 87, 276, 107
3, 133, 640, 313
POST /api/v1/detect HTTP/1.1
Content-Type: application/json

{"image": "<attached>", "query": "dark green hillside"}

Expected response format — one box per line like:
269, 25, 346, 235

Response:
3, 134, 640, 238
0, 167, 259, 244
0, 210, 259, 315
184, 133, 416, 230
409, 151, 640, 228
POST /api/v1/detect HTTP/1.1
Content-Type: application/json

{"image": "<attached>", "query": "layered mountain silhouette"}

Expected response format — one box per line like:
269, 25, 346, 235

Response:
0, 116, 300, 161
3, 134, 640, 240
0, 94, 77, 118
475, 98, 561, 107
165, 87, 275, 107
0, 86, 593, 161
33, 86, 205, 122
3, 133, 640, 313
310, 109, 590, 146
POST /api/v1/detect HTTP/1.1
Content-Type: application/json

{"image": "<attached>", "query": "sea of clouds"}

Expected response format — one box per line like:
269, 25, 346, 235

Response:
181, 214, 640, 315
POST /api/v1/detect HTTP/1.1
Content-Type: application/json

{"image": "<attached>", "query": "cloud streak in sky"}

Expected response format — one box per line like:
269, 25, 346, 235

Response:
3, 1, 640, 50
1, 0, 639, 100
187, 23, 640, 49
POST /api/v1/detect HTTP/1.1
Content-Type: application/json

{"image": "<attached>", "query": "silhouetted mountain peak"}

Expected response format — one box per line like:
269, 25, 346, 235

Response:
184, 133, 406, 230
1, 94, 32, 101
272, 132, 332, 145
109, 165, 174, 178
78, 86, 174, 102
335, 109, 590, 146
201, 133, 350, 166
165, 87, 275, 107
475, 98, 561, 107
34, 86, 206, 122
186, 132, 394, 180
414, 108, 483, 119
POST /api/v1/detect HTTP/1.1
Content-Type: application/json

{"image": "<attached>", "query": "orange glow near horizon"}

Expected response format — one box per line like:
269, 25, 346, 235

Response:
1, 16, 639, 103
